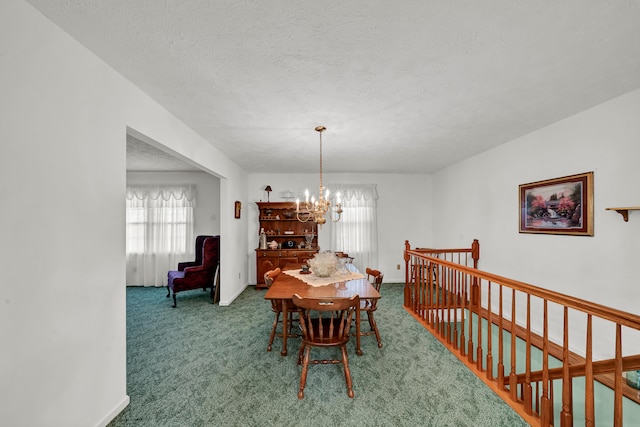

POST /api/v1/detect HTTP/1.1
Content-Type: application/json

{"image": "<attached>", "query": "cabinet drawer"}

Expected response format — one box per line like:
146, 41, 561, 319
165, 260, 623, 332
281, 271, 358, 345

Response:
258, 250, 279, 258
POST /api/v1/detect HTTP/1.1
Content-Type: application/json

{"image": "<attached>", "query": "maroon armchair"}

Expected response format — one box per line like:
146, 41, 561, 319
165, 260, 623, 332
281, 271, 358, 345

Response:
167, 235, 220, 307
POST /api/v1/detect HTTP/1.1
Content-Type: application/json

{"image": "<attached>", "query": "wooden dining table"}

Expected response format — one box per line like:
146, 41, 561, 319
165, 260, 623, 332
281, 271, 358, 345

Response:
263, 263, 381, 356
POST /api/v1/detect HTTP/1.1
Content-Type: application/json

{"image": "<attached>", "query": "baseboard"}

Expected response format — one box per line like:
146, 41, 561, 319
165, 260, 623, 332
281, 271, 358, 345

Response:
95, 395, 130, 427
219, 283, 249, 306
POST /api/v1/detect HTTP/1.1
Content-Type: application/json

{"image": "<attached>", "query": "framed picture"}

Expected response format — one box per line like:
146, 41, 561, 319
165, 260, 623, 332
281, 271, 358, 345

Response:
519, 172, 594, 236
234, 201, 241, 219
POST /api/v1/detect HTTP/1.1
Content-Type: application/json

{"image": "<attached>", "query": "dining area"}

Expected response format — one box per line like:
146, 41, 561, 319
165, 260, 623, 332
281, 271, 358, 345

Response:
263, 252, 384, 399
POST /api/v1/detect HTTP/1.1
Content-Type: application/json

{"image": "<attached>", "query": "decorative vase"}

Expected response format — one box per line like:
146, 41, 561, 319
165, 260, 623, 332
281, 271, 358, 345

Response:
308, 251, 338, 277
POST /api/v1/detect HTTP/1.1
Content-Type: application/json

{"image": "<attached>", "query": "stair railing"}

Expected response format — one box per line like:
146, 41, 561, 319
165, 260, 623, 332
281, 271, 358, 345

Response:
404, 240, 640, 427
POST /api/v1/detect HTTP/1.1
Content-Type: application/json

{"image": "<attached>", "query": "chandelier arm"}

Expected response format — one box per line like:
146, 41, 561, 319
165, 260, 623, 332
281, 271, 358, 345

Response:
296, 210, 311, 222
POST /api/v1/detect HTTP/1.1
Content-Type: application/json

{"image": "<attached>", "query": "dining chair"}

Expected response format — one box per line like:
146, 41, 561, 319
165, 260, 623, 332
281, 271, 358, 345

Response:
265, 268, 299, 352
292, 293, 359, 399
353, 268, 384, 348
335, 251, 354, 263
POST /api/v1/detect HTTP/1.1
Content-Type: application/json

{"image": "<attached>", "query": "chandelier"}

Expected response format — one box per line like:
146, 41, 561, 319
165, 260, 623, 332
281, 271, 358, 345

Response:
295, 126, 343, 225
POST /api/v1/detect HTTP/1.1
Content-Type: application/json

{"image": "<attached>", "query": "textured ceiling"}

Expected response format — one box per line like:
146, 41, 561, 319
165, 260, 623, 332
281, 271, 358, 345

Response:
126, 135, 201, 172
26, 0, 640, 173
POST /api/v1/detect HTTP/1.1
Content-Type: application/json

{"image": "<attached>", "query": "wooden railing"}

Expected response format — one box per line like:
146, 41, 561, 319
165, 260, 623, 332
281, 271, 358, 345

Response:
404, 240, 640, 426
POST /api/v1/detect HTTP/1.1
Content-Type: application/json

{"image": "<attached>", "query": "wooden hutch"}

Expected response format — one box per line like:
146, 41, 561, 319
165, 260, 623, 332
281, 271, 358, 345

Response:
255, 202, 319, 289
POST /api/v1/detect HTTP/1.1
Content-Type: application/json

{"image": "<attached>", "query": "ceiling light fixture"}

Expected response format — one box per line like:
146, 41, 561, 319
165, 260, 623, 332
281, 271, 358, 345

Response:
295, 126, 342, 226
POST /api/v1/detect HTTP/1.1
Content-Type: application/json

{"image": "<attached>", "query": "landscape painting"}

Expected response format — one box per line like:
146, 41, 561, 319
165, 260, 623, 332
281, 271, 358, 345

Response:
519, 172, 594, 236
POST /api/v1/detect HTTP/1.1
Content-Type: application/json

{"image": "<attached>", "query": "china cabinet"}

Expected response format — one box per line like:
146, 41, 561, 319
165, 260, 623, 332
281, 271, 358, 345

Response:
255, 202, 319, 289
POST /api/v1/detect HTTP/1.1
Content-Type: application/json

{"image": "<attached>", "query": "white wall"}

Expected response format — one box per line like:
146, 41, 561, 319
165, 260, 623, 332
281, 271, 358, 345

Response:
431, 89, 640, 357
0, 1, 247, 426
247, 173, 433, 283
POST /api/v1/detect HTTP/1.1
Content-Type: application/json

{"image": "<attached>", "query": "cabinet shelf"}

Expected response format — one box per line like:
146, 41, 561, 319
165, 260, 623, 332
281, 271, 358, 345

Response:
606, 206, 640, 222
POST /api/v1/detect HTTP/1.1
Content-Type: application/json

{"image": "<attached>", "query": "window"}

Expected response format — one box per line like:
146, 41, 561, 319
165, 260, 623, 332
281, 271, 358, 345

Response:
328, 184, 378, 272
126, 185, 196, 286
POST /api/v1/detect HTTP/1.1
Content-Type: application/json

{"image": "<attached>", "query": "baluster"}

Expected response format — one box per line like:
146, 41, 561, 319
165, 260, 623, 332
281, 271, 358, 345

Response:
439, 264, 445, 337
444, 265, 450, 339
427, 261, 433, 325
549, 380, 555, 426
415, 256, 421, 315
560, 306, 572, 426
419, 256, 424, 317
614, 324, 623, 427
404, 241, 410, 307
467, 274, 475, 364
476, 278, 484, 371
509, 289, 518, 401
446, 266, 452, 344
497, 284, 505, 388
524, 294, 532, 414
459, 274, 466, 357
435, 263, 441, 333
541, 300, 551, 425
452, 269, 459, 350
585, 314, 594, 427
486, 280, 493, 380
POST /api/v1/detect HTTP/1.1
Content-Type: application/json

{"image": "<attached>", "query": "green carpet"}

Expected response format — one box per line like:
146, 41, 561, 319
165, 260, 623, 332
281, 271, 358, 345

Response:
109, 283, 528, 427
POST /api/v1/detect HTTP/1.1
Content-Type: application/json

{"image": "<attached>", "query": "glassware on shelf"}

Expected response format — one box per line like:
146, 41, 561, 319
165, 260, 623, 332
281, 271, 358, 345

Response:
304, 233, 315, 249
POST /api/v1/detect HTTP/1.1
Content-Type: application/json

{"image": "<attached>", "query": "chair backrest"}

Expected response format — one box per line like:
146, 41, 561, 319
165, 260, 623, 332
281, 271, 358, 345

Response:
365, 268, 383, 310
336, 252, 354, 263
201, 236, 220, 270
365, 268, 383, 291
264, 268, 281, 287
292, 294, 359, 345
193, 235, 214, 265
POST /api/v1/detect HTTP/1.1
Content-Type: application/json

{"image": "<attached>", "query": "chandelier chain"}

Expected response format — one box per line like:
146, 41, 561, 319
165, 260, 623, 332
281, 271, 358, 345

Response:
295, 126, 342, 226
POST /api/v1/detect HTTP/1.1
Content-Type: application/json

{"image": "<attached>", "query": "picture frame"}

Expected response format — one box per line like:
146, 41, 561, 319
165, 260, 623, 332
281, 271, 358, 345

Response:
234, 201, 241, 219
519, 172, 594, 236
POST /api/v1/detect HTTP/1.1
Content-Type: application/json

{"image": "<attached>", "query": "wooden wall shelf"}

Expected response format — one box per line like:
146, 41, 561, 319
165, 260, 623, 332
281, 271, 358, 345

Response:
605, 206, 640, 222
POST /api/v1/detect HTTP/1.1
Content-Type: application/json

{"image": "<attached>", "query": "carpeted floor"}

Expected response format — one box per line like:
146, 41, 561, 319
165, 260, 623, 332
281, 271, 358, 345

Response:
109, 283, 528, 427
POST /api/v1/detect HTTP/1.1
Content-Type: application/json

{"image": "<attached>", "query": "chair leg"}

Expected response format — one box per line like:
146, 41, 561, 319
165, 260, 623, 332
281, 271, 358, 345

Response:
172, 293, 177, 308
298, 346, 311, 399
367, 312, 383, 348
287, 311, 297, 336
166, 286, 170, 298
341, 345, 354, 398
267, 311, 281, 352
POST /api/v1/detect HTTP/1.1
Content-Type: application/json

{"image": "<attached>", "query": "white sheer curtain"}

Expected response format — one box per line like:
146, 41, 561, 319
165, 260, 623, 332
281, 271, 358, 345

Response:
126, 185, 195, 287
328, 184, 378, 273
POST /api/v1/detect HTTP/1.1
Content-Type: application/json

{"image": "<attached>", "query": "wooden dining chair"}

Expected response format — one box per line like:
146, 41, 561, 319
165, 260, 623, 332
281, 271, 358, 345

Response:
353, 268, 384, 348
265, 268, 299, 352
292, 293, 359, 399
335, 251, 354, 263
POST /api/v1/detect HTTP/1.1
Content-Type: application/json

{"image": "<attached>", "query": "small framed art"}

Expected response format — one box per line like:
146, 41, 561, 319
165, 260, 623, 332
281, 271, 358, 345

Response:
234, 201, 241, 219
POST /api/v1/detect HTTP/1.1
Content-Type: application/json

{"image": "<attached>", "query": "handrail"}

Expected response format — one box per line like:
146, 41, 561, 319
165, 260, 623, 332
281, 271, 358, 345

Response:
404, 240, 640, 427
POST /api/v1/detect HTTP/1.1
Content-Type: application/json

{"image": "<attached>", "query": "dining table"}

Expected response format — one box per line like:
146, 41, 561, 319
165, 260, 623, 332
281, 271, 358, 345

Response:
263, 263, 381, 356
